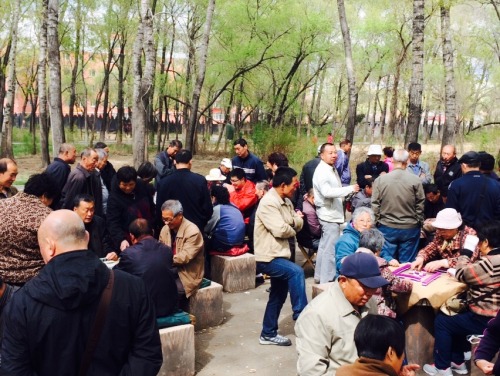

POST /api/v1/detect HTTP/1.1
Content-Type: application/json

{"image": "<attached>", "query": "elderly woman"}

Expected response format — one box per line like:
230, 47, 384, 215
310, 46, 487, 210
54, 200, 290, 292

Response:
411, 208, 477, 272
335, 207, 374, 272
423, 220, 500, 376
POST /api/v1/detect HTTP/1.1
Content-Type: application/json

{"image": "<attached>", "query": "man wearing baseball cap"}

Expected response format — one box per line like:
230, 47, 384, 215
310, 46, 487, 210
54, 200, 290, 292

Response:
411, 208, 478, 272
296, 252, 389, 375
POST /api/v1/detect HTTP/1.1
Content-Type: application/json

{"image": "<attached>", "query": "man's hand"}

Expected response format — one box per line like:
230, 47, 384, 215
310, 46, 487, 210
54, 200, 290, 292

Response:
475, 359, 494, 375
352, 184, 360, 193
399, 364, 420, 376
295, 210, 304, 218
106, 252, 119, 261
424, 259, 448, 272
120, 240, 130, 251
411, 257, 424, 270
389, 259, 400, 267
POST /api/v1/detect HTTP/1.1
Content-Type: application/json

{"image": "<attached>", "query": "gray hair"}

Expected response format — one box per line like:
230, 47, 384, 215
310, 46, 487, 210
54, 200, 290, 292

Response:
80, 147, 96, 159
255, 180, 270, 192
161, 199, 183, 216
393, 149, 409, 163
59, 143, 75, 154
352, 207, 375, 224
359, 228, 385, 253
95, 148, 108, 161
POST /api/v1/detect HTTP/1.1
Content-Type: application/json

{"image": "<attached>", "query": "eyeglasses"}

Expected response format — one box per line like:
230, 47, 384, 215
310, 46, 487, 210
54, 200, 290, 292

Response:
162, 213, 179, 223
230, 178, 240, 183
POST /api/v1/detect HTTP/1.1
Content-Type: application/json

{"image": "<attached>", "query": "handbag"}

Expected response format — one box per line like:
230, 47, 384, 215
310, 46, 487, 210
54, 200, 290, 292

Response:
440, 291, 468, 316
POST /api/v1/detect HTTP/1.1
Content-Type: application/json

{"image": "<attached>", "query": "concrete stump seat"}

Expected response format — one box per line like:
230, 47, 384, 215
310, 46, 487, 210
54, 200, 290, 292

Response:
188, 281, 224, 330
158, 324, 195, 376
211, 253, 256, 292
311, 282, 335, 299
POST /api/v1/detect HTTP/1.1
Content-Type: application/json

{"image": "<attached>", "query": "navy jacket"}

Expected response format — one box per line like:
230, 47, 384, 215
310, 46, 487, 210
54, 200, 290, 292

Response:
231, 152, 267, 183
45, 157, 71, 208
434, 157, 462, 197
61, 164, 103, 217
115, 236, 177, 317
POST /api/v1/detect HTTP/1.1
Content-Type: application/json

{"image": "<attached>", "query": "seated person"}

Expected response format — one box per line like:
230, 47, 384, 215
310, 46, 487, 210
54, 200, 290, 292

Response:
411, 208, 477, 272
229, 168, 258, 224
420, 184, 445, 247
357, 229, 412, 319
296, 188, 321, 251
115, 219, 177, 317
350, 179, 373, 212
474, 311, 500, 375
335, 207, 374, 272
337, 314, 419, 376
204, 185, 246, 252
73, 194, 118, 260
219, 158, 232, 185
159, 200, 204, 299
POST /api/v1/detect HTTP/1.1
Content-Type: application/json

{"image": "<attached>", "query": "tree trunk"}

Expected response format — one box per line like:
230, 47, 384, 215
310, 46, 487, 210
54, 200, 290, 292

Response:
337, 0, 358, 143
116, 38, 126, 145
68, 0, 81, 133
47, 0, 65, 156
38, 0, 50, 166
440, 5, 457, 147
186, 0, 216, 153
380, 75, 390, 140
405, 0, 425, 146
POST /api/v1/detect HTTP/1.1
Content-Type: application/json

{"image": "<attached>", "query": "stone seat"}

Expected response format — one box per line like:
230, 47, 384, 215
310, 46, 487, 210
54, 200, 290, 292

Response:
188, 281, 224, 330
312, 282, 335, 299
158, 324, 195, 376
211, 253, 256, 292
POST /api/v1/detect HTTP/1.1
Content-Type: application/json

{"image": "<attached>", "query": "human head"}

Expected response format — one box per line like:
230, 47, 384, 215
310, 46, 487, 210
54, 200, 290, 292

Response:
73, 194, 95, 224
116, 166, 137, 194
94, 142, 110, 154
267, 152, 289, 172
137, 161, 157, 183
95, 148, 108, 170
367, 145, 383, 164
478, 152, 495, 173
0, 158, 18, 189
161, 199, 184, 231
175, 149, 192, 169
383, 146, 394, 158
233, 138, 249, 159
220, 158, 232, 174
37, 210, 89, 264
476, 220, 500, 255
319, 143, 337, 166
364, 179, 373, 197
423, 184, 441, 203
458, 151, 481, 172
359, 228, 385, 255
210, 185, 230, 205
407, 142, 422, 164
393, 149, 409, 167
354, 315, 406, 373
432, 208, 463, 240
441, 145, 456, 163
351, 207, 374, 232
339, 139, 352, 153
255, 180, 270, 199
80, 148, 98, 172
24, 173, 58, 207
305, 188, 315, 205
230, 168, 247, 190
129, 218, 152, 243
59, 143, 77, 164
167, 140, 182, 158
273, 167, 299, 200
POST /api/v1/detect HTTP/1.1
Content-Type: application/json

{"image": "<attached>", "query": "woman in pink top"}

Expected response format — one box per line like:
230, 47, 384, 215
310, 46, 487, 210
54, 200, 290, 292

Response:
383, 146, 394, 172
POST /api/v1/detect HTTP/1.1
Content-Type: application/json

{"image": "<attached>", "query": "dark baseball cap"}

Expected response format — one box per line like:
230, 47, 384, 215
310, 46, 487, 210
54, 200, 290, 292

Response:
458, 151, 480, 164
340, 253, 389, 289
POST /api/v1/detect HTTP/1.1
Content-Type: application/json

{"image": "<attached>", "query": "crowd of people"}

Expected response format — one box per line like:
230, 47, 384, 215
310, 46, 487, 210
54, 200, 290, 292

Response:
0, 137, 499, 376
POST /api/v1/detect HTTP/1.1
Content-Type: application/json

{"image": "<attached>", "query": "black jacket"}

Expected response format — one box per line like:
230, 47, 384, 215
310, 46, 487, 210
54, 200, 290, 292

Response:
45, 157, 71, 208
100, 161, 116, 191
61, 164, 103, 217
115, 236, 178, 317
434, 157, 462, 197
0, 250, 162, 376
86, 215, 115, 257
356, 159, 389, 189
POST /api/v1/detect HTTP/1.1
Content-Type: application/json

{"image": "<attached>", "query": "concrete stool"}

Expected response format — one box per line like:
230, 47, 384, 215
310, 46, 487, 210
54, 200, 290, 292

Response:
158, 324, 195, 376
312, 282, 335, 299
211, 253, 256, 292
188, 281, 224, 330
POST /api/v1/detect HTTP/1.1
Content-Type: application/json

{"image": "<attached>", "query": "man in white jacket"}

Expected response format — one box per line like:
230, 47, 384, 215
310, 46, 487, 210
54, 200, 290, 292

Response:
313, 143, 359, 283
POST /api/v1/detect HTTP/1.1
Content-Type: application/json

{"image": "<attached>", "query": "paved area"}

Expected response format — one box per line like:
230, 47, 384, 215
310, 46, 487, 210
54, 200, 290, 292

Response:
195, 253, 315, 376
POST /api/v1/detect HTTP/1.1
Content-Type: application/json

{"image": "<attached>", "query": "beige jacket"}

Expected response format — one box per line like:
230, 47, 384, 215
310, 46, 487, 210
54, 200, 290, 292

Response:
160, 218, 204, 298
254, 188, 303, 262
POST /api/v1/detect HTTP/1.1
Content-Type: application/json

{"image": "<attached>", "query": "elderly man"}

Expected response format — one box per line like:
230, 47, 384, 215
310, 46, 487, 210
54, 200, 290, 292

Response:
255, 167, 306, 346
0, 173, 56, 285
356, 144, 389, 189
73, 194, 117, 260
313, 143, 359, 283
60, 147, 103, 216
406, 142, 432, 184
94, 141, 116, 190
154, 139, 182, 186
231, 138, 267, 183
45, 143, 77, 192
295, 252, 389, 375
1, 210, 162, 375
372, 149, 424, 264
159, 200, 205, 299
115, 218, 178, 318
0, 158, 18, 199
434, 144, 462, 200
219, 158, 232, 184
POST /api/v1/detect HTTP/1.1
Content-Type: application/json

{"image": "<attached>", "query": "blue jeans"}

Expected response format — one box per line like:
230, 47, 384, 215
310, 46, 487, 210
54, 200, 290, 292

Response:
378, 224, 420, 263
315, 220, 340, 283
434, 311, 490, 369
256, 258, 308, 337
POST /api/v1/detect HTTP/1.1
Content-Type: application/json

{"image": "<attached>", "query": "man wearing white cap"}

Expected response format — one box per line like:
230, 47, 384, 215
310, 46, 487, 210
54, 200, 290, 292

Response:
411, 208, 478, 272
355, 144, 389, 189
219, 158, 232, 184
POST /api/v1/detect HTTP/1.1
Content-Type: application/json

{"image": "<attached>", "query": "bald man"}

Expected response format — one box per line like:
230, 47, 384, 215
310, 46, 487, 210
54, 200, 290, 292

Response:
434, 145, 462, 200
1, 210, 162, 375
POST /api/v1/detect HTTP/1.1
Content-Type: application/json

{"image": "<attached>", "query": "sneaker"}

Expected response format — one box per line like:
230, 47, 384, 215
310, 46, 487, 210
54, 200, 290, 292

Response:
423, 364, 452, 376
259, 334, 292, 346
463, 351, 471, 361
451, 362, 468, 374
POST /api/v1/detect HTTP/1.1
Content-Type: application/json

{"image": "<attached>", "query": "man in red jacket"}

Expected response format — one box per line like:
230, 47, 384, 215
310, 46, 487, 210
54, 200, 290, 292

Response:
229, 168, 258, 224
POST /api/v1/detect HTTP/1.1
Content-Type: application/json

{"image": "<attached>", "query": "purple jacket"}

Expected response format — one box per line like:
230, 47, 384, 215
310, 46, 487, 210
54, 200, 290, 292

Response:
474, 313, 500, 375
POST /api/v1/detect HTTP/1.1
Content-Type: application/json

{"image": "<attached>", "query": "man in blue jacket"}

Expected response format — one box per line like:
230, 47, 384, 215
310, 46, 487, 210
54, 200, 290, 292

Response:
232, 138, 267, 183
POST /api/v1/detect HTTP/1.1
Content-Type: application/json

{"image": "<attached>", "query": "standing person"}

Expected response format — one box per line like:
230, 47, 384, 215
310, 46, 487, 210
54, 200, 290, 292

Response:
95, 148, 110, 215
0, 158, 18, 199
254, 167, 307, 346
231, 138, 267, 183
372, 149, 425, 264
94, 142, 116, 191
44, 143, 76, 206
1, 210, 162, 375
154, 139, 182, 186
299, 146, 321, 199
383, 146, 395, 172
313, 143, 359, 283
446, 151, 500, 229
434, 144, 462, 201
406, 142, 432, 184
335, 139, 352, 186
356, 144, 389, 189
